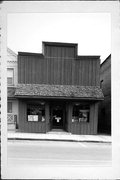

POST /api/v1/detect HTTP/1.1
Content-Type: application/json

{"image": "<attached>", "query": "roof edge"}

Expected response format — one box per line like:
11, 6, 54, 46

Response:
101, 54, 111, 66
7, 48, 17, 56
42, 41, 78, 47
18, 52, 44, 57
14, 95, 104, 100
77, 55, 100, 59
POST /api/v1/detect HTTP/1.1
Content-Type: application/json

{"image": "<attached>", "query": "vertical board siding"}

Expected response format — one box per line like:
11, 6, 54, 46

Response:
92, 60, 96, 86
45, 45, 75, 58
66, 103, 69, 132
18, 54, 100, 86
70, 102, 98, 135
89, 60, 92, 86
18, 100, 98, 134
93, 103, 99, 134
45, 103, 50, 132
18, 44, 100, 135
67, 104, 72, 132
96, 59, 100, 86
19, 100, 47, 133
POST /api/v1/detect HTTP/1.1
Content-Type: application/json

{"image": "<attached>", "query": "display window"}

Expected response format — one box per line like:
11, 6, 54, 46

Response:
27, 104, 45, 122
72, 104, 90, 123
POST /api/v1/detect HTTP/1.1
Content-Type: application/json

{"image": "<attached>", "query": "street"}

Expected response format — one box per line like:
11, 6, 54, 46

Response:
6, 140, 112, 179
8, 140, 111, 166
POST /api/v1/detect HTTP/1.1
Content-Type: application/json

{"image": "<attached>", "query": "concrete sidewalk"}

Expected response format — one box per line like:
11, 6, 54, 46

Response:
7, 131, 111, 143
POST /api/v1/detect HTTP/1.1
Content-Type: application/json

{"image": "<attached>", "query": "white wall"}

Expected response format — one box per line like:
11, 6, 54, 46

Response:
7, 48, 18, 86
7, 48, 18, 130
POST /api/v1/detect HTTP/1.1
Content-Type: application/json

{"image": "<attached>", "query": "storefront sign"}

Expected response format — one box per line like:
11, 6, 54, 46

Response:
28, 115, 38, 122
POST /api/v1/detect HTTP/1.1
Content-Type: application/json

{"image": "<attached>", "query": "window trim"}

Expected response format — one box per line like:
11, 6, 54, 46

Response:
72, 103, 90, 123
7, 68, 14, 86
27, 103, 45, 122
7, 101, 12, 113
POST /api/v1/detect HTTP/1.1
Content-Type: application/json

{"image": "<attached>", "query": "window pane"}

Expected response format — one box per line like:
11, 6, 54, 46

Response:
7, 68, 13, 77
27, 104, 45, 122
7, 69, 14, 85
72, 104, 90, 123
28, 115, 38, 122
8, 102, 12, 113
7, 77, 13, 85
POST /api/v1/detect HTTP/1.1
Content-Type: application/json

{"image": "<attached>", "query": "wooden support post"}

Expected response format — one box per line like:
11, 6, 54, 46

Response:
45, 102, 50, 132
67, 103, 73, 133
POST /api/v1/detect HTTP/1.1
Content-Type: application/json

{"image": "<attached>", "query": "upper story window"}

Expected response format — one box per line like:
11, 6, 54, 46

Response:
7, 68, 14, 86
7, 102, 12, 113
100, 80, 103, 88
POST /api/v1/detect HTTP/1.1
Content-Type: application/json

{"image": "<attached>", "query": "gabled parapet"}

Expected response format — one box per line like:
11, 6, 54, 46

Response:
42, 41, 78, 58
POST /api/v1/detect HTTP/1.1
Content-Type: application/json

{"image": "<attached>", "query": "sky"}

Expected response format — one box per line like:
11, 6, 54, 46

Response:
7, 13, 111, 63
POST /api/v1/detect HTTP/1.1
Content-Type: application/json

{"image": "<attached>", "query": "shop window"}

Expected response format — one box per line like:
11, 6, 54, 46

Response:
8, 102, 12, 113
7, 68, 14, 86
27, 104, 45, 122
72, 104, 90, 123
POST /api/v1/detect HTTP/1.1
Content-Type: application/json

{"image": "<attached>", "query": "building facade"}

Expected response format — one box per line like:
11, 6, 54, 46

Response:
98, 55, 111, 134
7, 48, 18, 130
8, 42, 104, 134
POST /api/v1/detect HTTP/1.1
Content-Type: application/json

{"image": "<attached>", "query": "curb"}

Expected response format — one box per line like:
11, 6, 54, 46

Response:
8, 137, 111, 143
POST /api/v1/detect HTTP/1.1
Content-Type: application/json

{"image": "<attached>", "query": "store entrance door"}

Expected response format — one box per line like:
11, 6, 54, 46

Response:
51, 104, 65, 130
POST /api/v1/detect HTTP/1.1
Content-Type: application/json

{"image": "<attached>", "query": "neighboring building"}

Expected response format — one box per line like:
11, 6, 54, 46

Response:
0, 26, 1, 125
8, 41, 104, 134
98, 54, 111, 134
7, 48, 18, 130
0, 60, 1, 126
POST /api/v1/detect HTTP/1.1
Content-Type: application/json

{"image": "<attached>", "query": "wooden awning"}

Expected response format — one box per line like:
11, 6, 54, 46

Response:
7, 87, 16, 98
13, 84, 104, 100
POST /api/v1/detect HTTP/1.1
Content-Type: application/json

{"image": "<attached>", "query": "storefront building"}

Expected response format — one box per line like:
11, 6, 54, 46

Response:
14, 42, 104, 134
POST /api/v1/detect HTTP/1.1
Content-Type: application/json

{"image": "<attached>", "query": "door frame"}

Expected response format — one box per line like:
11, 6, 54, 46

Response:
50, 102, 66, 130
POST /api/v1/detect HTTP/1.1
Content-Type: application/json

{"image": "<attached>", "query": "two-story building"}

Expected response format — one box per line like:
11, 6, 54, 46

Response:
9, 42, 104, 134
7, 48, 18, 130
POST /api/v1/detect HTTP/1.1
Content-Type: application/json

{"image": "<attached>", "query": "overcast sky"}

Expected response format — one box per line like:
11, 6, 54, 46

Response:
7, 13, 111, 63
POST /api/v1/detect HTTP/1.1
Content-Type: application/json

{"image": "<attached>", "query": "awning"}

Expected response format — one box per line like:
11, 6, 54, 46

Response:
7, 87, 16, 98
14, 84, 104, 100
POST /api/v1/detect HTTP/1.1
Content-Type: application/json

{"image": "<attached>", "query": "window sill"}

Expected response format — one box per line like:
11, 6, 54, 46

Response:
27, 121, 46, 123
7, 84, 15, 87
72, 121, 89, 123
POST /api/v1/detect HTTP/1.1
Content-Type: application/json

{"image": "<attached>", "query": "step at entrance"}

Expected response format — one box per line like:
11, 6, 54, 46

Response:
48, 129, 71, 135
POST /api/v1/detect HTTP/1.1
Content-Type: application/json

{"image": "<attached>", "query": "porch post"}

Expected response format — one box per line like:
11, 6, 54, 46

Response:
45, 102, 50, 132
67, 103, 73, 133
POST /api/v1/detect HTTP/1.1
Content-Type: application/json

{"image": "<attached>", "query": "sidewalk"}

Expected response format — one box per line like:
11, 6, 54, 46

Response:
7, 131, 111, 143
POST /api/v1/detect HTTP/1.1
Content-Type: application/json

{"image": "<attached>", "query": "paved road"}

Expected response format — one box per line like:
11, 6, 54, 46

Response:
8, 140, 112, 167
